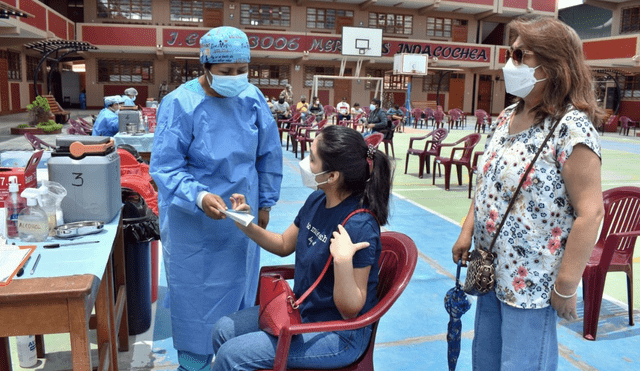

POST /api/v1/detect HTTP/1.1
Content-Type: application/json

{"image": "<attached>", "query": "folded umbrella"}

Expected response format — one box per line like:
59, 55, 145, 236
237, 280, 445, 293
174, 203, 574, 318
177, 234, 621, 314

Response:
444, 260, 471, 371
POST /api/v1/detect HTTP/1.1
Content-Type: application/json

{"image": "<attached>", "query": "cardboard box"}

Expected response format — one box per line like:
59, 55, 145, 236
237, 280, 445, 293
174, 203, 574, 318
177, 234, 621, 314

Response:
0, 150, 43, 208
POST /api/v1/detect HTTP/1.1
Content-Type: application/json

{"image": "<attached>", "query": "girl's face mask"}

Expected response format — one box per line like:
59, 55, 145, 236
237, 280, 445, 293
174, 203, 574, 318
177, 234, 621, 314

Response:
206, 71, 249, 97
370, 104, 377, 111
299, 156, 329, 191
502, 58, 546, 98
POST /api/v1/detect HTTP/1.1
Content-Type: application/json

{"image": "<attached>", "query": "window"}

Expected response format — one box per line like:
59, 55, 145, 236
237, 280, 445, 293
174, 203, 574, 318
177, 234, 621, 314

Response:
304, 66, 336, 88
240, 4, 290, 27
97, 0, 152, 20
170, 1, 223, 22
622, 74, 640, 99
249, 64, 290, 87
364, 68, 383, 90
170, 59, 201, 83
426, 17, 466, 38
422, 72, 450, 92
384, 72, 410, 91
0, 50, 21, 81
368, 12, 412, 35
621, 6, 640, 33
26, 55, 45, 82
306, 8, 353, 30
98, 59, 154, 83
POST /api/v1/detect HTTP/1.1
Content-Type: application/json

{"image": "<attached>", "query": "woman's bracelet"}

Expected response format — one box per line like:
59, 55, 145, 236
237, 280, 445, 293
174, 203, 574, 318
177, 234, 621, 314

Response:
553, 285, 577, 299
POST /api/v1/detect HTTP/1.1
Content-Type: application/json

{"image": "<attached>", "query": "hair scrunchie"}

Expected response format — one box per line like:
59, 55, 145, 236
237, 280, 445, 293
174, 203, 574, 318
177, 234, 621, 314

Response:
367, 144, 376, 172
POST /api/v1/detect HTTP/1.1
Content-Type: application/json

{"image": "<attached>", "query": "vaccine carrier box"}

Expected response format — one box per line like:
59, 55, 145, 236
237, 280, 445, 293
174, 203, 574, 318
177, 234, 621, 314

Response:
118, 108, 141, 133
48, 136, 122, 223
0, 150, 42, 208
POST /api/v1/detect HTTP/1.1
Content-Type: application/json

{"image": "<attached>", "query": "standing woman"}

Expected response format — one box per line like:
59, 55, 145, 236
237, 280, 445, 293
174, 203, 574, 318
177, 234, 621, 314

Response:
150, 26, 283, 371
452, 16, 605, 370
210, 125, 392, 370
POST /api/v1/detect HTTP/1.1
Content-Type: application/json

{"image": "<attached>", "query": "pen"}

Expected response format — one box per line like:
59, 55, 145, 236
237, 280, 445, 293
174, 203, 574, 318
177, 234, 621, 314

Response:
30, 254, 41, 275
43, 240, 100, 249
16, 256, 32, 277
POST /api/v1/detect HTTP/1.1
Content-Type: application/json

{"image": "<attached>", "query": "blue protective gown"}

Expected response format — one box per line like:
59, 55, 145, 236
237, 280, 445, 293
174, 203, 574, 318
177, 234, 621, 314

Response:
122, 96, 136, 106
149, 78, 283, 355
92, 108, 119, 136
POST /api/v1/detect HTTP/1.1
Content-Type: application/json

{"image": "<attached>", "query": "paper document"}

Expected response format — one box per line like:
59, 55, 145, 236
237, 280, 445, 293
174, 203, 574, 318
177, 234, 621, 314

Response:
219, 209, 254, 227
0, 245, 34, 284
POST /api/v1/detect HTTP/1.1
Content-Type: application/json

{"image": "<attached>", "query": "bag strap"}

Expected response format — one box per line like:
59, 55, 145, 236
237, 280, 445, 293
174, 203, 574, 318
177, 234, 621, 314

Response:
295, 208, 375, 306
487, 118, 562, 252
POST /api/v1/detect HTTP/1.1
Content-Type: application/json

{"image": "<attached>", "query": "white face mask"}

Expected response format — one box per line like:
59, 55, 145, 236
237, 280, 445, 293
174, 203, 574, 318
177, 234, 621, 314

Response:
502, 58, 547, 98
370, 104, 377, 111
299, 156, 329, 191
206, 71, 249, 97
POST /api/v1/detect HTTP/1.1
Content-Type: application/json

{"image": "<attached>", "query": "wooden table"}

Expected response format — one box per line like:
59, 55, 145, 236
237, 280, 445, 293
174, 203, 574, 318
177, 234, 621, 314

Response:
0, 215, 129, 371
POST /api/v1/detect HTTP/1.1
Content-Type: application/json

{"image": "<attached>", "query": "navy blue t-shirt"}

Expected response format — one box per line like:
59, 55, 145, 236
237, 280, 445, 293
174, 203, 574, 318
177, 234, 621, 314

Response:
293, 191, 381, 323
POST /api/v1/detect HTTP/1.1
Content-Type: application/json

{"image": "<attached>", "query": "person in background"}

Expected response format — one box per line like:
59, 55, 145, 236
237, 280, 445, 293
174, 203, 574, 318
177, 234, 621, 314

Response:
122, 87, 138, 107
336, 97, 351, 122
308, 96, 325, 123
92, 95, 123, 136
149, 26, 283, 371
79, 89, 86, 110
351, 102, 366, 129
386, 103, 405, 133
265, 94, 275, 118
296, 95, 310, 120
210, 125, 392, 371
279, 84, 294, 106
451, 15, 605, 370
273, 96, 291, 124
363, 98, 389, 138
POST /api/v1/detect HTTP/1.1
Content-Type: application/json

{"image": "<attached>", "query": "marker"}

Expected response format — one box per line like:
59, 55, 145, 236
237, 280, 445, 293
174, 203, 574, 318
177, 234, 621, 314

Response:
16, 256, 31, 277
43, 240, 100, 249
30, 254, 41, 275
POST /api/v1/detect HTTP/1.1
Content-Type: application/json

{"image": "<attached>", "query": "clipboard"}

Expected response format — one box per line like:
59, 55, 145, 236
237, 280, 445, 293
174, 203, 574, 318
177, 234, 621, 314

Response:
0, 245, 37, 286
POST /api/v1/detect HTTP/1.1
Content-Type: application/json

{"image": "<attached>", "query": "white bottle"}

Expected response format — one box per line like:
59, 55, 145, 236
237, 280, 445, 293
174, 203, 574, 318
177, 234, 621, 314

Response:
17, 188, 49, 242
5, 176, 26, 238
16, 335, 37, 367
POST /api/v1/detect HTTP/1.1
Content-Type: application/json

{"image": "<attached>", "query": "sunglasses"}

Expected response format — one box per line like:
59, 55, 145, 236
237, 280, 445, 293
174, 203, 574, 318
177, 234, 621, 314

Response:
506, 48, 534, 65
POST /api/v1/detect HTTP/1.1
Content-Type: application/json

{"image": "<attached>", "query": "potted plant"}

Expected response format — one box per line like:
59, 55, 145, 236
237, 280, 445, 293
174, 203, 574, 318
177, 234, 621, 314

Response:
11, 95, 63, 134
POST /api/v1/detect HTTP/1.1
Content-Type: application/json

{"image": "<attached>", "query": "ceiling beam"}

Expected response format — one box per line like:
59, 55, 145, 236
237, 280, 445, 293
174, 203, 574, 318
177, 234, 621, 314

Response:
418, 3, 439, 15
359, 0, 377, 11
475, 10, 496, 21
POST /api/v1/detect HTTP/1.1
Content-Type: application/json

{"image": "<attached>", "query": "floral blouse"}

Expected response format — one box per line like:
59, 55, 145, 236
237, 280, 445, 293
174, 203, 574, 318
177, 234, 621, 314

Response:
474, 104, 601, 309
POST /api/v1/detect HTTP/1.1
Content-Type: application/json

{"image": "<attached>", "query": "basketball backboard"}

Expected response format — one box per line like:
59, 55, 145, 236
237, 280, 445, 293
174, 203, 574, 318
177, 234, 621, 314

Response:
393, 53, 428, 75
341, 27, 383, 57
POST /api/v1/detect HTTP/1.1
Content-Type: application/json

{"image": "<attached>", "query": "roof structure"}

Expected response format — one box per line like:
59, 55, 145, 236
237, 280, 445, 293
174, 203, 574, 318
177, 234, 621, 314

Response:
24, 40, 98, 54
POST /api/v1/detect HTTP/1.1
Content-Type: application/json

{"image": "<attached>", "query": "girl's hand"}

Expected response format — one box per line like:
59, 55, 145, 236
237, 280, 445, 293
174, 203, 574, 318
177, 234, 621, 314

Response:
551, 287, 578, 322
330, 224, 370, 264
230, 193, 251, 213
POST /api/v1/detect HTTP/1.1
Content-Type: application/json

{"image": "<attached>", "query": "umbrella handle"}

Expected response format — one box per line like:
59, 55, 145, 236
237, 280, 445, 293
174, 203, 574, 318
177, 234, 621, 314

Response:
455, 260, 463, 289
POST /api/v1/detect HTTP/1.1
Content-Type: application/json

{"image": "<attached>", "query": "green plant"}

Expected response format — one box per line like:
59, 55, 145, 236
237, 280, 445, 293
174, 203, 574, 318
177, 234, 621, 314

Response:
26, 95, 54, 127
36, 120, 63, 132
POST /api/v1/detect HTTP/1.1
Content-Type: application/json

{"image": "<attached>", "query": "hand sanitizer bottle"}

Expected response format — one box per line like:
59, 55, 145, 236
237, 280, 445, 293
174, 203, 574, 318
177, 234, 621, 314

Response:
16, 335, 37, 367
5, 176, 26, 238
17, 188, 49, 242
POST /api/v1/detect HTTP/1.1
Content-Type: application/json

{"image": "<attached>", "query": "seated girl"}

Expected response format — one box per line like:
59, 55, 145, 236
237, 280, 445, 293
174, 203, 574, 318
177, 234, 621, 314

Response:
210, 125, 392, 371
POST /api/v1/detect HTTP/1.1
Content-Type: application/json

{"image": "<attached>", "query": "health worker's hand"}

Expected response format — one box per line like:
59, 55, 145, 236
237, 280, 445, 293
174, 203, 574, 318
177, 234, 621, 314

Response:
258, 209, 270, 229
202, 193, 227, 220
330, 224, 370, 264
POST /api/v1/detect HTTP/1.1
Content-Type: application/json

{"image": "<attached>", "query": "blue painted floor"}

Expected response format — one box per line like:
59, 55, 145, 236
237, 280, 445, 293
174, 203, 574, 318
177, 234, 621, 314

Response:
143, 147, 640, 370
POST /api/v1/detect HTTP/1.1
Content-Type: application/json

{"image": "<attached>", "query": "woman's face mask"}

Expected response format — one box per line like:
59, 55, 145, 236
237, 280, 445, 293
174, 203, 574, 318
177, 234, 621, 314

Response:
206, 71, 249, 97
370, 104, 377, 111
299, 156, 329, 191
502, 59, 546, 98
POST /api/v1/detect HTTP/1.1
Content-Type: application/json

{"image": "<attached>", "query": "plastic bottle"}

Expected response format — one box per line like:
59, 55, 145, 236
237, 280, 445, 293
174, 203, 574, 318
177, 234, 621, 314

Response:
16, 335, 37, 367
38, 181, 67, 235
5, 176, 26, 238
17, 188, 49, 242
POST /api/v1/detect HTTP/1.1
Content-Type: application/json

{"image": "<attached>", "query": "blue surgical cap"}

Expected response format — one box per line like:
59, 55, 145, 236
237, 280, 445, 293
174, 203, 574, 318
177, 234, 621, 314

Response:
104, 95, 122, 107
199, 26, 250, 64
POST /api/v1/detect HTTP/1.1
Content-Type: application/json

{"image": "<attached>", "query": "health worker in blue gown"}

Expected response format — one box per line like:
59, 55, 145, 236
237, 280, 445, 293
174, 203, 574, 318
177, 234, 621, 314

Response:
122, 87, 138, 107
149, 26, 283, 371
92, 95, 122, 136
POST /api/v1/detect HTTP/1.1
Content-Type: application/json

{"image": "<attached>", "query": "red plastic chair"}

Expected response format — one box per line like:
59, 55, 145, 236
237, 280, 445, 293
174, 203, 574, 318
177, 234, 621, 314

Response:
23, 133, 55, 150
289, 114, 316, 155
619, 116, 637, 136
323, 105, 336, 124
256, 231, 418, 371
474, 109, 490, 133
410, 108, 423, 129
422, 107, 435, 128
582, 186, 640, 340
447, 109, 462, 130
404, 128, 448, 178
433, 109, 446, 129
432, 133, 482, 191
297, 119, 328, 160
278, 112, 302, 145
380, 120, 400, 159
468, 151, 484, 198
